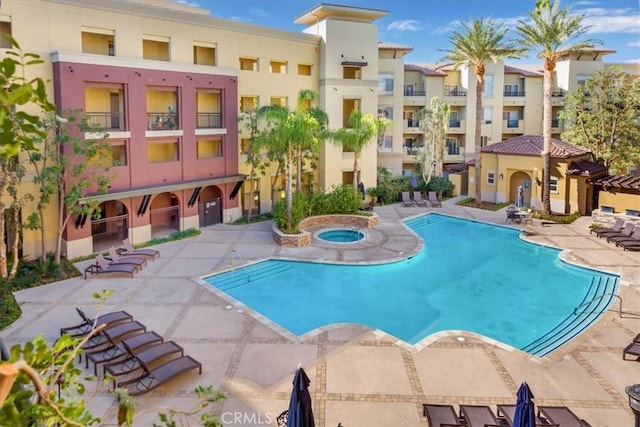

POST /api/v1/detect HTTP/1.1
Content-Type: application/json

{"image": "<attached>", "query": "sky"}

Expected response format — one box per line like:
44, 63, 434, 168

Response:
177, 0, 640, 65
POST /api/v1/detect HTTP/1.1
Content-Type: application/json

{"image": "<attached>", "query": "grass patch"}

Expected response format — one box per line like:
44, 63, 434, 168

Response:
231, 213, 273, 225
145, 228, 200, 246
534, 211, 581, 224
456, 197, 511, 211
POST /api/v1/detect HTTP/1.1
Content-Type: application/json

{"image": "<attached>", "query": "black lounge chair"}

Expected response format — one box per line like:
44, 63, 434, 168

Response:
590, 217, 624, 237
459, 405, 503, 427
117, 238, 160, 260
84, 254, 139, 279
538, 406, 591, 427
105, 340, 184, 387
610, 227, 640, 245
85, 330, 163, 375
497, 404, 558, 426
428, 191, 442, 207
623, 341, 640, 361
604, 223, 635, 242
60, 308, 133, 337
423, 403, 464, 426
116, 354, 202, 396
108, 247, 147, 269
414, 191, 428, 207
81, 320, 146, 356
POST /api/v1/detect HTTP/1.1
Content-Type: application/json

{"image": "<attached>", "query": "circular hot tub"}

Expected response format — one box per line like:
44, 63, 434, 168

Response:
317, 228, 365, 244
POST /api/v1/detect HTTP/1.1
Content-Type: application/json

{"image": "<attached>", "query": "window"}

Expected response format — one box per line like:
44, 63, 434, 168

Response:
449, 111, 460, 127
197, 139, 222, 159
148, 141, 179, 163
270, 97, 287, 108
482, 75, 494, 97
480, 136, 491, 147
378, 74, 394, 95
446, 137, 460, 155
270, 60, 287, 74
482, 107, 492, 124
146, 88, 178, 130
577, 75, 590, 86
242, 178, 260, 216
143, 36, 170, 61
196, 91, 221, 128
504, 84, 520, 96
240, 96, 258, 113
342, 99, 360, 128
239, 57, 258, 71
378, 106, 393, 120
297, 63, 312, 76
379, 135, 392, 152
0, 21, 12, 49
343, 66, 361, 79
550, 176, 559, 194
81, 27, 115, 56
91, 141, 127, 167
84, 85, 125, 130
193, 43, 216, 66
487, 171, 496, 185
240, 138, 251, 154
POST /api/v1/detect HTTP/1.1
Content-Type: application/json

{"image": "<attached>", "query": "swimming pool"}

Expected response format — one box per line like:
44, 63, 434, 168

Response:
203, 214, 618, 357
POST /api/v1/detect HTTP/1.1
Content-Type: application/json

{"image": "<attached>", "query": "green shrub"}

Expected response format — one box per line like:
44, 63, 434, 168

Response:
534, 211, 582, 224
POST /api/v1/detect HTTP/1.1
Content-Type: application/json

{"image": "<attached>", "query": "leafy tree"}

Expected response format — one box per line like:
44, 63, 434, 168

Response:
443, 18, 520, 205
238, 103, 268, 222
3, 154, 32, 278
516, 0, 599, 214
417, 97, 450, 187
561, 66, 640, 174
331, 110, 391, 188
29, 111, 115, 263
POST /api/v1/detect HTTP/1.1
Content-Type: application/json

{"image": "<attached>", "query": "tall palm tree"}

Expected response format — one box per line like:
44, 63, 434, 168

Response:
516, 0, 598, 214
331, 110, 390, 188
442, 18, 520, 205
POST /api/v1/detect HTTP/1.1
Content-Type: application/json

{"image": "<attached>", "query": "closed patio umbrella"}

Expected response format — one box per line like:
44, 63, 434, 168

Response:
515, 185, 524, 209
287, 365, 315, 427
411, 175, 418, 189
513, 382, 536, 427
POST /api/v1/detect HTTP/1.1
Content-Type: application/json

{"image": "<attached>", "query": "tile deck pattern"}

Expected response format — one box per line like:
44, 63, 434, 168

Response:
4, 198, 640, 426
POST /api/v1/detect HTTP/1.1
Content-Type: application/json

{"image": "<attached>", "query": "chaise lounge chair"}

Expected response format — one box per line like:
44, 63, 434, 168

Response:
590, 217, 624, 237
594, 221, 629, 239
104, 340, 184, 386
497, 404, 558, 426
60, 308, 133, 337
413, 191, 428, 207
85, 330, 163, 375
603, 223, 635, 242
402, 191, 415, 207
428, 191, 442, 207
81, 320, 146, 356
84, 254, 139, 279
108, 247, 147, 269
459, 405, 504, 427
623, 339, 640, 361
538, 406, 591, 427
609, 226, 640, 245
117, 238, 160, 260
422, 403, 464, 426
619, 240, 640, 251
116, 354, 202, 396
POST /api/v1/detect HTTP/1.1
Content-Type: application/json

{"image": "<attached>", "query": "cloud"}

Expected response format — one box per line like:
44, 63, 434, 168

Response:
577, 8, 640, 34
229, 16, 252, 23
432, 15, 526, 36
250, 8, 268, 18
623, 58, 640, 64
386, 20, 422, 32
626, 40, 640, 48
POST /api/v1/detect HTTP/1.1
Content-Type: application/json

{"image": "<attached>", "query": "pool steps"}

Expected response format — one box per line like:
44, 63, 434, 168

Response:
213, 261, 293, 291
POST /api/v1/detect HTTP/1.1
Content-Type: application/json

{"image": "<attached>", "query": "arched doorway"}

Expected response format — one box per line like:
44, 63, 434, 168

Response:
150, 193, 180, 238
509, 172, 532, 207
199, 186, 222, 227
91, 201, 128, 252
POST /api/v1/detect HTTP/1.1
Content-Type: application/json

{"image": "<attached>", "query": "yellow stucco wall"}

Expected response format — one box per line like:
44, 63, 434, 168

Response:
598, 191, 640, 214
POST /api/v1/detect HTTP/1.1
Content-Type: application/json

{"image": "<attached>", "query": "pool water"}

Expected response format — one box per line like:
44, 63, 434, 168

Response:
317, 229, 365, 243
204, 214, 618, 356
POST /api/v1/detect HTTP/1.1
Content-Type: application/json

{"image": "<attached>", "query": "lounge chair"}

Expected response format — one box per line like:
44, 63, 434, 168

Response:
104, 340, 184, 386
422, 403, 464, 426
84, 254, 139, 279
428, 191, 442, 207
108, 247, 147, 269
413, 191, 428, 207
402, 191, 415, 207
81, 320, 146, 355
60, 308, 133, 337
610, 226, 640, 245
85, 330, 163, 375
497, 404, 557, 426
623, 341, 640, 360
117, 238, 160, 260
116, 354, 202, 396
538, 406, 591, 427
590, 217, 624, 237
594, 221, 629, 239
459, 405, 503, 427
603, 223, 635, 242
619, 240, 640, 251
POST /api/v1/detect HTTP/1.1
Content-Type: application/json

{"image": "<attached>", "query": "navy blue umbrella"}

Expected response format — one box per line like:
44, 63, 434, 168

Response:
515, 185, 524, 209
287, 366, 315, 427
512, 382, 536, 427
411, 175, 418, 189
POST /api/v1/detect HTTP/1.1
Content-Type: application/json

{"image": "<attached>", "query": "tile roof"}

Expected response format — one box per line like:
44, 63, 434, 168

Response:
378, 41, 413, 51
481, 135, 591, 158
404, 63, 446, 76
504, 65, 543, 78
593, 175, 640, 191
566, 159, 607, 177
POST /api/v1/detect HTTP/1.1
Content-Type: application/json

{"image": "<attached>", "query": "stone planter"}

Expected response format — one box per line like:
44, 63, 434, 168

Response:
272, 213, 379, 247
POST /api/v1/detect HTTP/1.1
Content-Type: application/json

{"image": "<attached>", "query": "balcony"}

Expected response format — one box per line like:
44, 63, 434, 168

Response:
552, 90, 565, 106
444, 85, 467, 97
404, 119, 421, 133
502, 119, 523, 133
196, 112, 222, 129
551, 118, 563, 133
148, 111, 179, 130
86, 112, 126, 131
448, 119, 465, 134
503, 90, 525, 97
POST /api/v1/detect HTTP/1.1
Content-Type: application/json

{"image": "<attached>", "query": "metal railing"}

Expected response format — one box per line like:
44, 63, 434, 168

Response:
86, 112, 126, 131
148, 112, 179, 130
196, 112, 222, 129
229, 249, 250, 282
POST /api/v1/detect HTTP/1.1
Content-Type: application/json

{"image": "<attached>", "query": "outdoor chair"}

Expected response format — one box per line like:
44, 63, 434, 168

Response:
537, 406, 591, 427
623, 340, 640, 361
619, 240, 640, 251
459, 404, 504, 427
609, 226, 640, 245
84, 254, 139, 279
413, 191, 428, 207
108, 247, 147, 269
428, 191, 442, 207
402, 191, 415, 207
80, 320, 146, 357
422, 403, 464, 426
497, 404, 557, 427
601, 222, 635, 242
116, 354, 202, 396
60, 308, 133, 337
85, 330, 163, 375
506, 207, 517, 223
117, 238, 160, 260
590, 218, 624, 238
104, 340, 184, 386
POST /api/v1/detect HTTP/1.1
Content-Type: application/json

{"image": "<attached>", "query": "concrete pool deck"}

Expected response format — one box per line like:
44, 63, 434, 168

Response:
3, 199, 640, 426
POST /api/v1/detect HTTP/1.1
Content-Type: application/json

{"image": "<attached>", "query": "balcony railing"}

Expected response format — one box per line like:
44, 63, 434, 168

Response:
444, 85, 467, 97
504, 91, 525, 97
552, 90, 565, 97
406, 119, 420, 128
404, 89, 426, 96
196, 112, 222, 129
86, 112, 126, 131
148, 112, 178, 130
447, 145, 460, 155
449, 120, 461, 128
507, 119, 520, 128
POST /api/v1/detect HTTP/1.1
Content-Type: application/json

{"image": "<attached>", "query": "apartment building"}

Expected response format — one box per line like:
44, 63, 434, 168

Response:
0, 0, 637, 259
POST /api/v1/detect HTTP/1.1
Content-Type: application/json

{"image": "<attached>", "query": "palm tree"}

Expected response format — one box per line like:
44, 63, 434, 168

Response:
442, 18, 520, 205
516, 0, 599, 214
332, 110, 390, 189
294, 90, 328, 193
